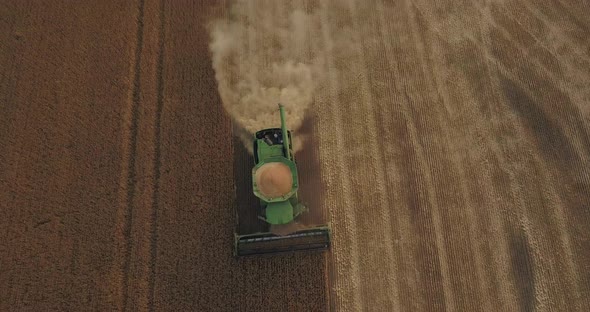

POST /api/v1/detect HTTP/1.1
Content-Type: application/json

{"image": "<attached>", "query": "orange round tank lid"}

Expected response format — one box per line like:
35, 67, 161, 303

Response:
255, 162, 293, 198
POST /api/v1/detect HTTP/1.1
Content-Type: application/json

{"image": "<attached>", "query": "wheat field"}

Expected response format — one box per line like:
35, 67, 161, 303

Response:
1, 0, 589, 311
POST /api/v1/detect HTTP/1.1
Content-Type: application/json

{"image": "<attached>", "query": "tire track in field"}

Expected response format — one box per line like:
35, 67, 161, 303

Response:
428, 1, 588, 308
147, 0, 166, 309
397, 1, 494, 310
479, 5, 587, 307
343, 0, 400, 309
316, 1, 362, 309
414, 4, 588, 309
119, 1, 145, 309
487, 5, 590, 166
408, 2, 532, 310
411, 4, 523, 310
319, 0, 589, 310
372, 2, 424, 310
399, 0, 456, 310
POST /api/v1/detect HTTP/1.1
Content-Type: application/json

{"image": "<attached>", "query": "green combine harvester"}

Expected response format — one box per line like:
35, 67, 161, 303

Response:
234, 104, 331, 256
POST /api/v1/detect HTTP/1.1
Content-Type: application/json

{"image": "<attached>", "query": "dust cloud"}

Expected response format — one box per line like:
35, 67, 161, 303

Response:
208, 0, 329, 154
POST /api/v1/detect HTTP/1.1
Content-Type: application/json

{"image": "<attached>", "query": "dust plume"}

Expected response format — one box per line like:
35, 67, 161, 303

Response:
209, 0, 327, 154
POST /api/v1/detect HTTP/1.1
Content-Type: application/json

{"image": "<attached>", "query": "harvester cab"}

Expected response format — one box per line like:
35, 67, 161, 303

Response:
234, 104, 331, 257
